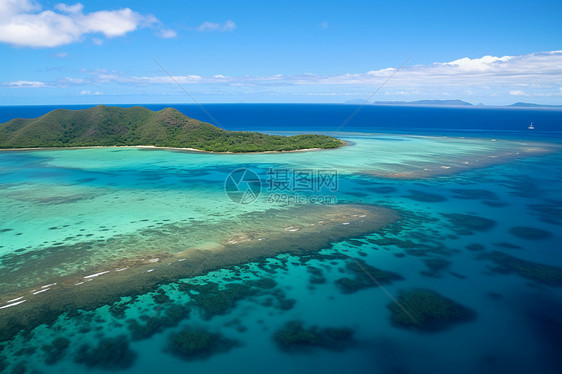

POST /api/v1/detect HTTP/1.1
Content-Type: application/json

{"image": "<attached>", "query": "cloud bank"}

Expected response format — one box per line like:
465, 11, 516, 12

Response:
4, 50, 562, 102
0, 0, 161, 47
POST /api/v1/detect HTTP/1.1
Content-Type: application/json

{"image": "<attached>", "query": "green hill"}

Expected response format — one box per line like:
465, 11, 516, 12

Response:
0, 105, 344, 152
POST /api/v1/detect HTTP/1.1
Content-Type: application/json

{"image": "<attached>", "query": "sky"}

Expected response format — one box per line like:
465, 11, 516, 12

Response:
0, 0, 561, 105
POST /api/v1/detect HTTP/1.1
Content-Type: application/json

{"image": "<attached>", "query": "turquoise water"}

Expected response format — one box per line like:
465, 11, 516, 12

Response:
1, 133, 562, 373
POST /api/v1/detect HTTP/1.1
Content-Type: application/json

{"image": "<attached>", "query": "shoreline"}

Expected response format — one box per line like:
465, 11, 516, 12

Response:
0, 142, 347, 154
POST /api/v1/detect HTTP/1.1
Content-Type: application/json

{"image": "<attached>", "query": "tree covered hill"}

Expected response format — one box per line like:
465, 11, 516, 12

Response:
0, 105, 344, 152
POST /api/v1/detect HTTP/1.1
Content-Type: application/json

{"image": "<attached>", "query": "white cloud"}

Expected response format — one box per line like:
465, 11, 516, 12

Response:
4, 80, 46, 88
157, 28, 177, 39
319, 21, 329, 29
196, 20, 236, 32
0, 0, 159, 47
61, 76, 83, 84
79, 89, 102, 95
510, 90, 525, 96
54, 2, 83, 13
54, 51, 68, 58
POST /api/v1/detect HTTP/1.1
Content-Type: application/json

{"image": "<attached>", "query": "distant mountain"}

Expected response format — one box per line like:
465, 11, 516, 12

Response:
507, 102, 562, 108
0, 105, 343, 152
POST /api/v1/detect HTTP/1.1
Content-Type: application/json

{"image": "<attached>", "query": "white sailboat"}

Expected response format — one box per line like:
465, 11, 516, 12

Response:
528, 122, 535, 130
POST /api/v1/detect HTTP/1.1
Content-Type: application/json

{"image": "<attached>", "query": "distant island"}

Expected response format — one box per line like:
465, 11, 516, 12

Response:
0, 105, 344, 152
345, 99, 562, 108
372, 99, 473, 106
507, 102, 562, 108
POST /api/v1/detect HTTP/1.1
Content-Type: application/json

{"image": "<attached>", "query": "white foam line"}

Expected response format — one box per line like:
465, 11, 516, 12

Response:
147, 269, 155, 273
75, 282, 85, 286
84, 271, 110, 279
6, 297, 24, 303
116, 267, 129, 272
342, 222, 350, 225
33, 288, 50, 295
41, 283, 57, 289
149, 258, 159, 263
178, 259, 186, 262
0, 300, 26, 309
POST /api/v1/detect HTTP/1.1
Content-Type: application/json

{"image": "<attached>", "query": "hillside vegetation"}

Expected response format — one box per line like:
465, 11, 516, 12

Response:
0, 105, 344, 152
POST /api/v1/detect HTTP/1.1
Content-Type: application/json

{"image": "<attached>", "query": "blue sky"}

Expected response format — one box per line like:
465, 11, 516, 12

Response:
1, 0, 561, 105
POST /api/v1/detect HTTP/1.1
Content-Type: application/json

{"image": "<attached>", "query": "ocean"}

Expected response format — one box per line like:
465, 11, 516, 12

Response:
0, 104, 561, 374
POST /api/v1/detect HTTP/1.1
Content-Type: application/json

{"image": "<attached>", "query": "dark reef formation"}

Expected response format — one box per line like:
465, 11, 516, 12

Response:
509, 226, 552, 240
442, 213, 496, 234
74, 335, 137, 370
167, 328, 238, 360
273, 320, 355, 352
42, 337, 70, 365
420, 258, 451, 277
335, 258, 403, 294
481, 251, 562, 286
388, 288, 476, 332
127, 304, 190, 341
404, 190, 447, 202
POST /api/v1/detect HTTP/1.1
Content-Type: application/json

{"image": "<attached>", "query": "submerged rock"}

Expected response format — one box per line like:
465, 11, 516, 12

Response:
388, 289, 476, 332
273, 320, 355, 352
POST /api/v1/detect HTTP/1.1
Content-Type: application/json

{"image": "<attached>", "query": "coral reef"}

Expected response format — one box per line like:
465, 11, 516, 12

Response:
167, 328, 238, 360
127, 304, 190, 341
420, 258, 451, 277
42, 337, 70, 365
388, 289, 476, 332
528, 201, 562, 226
450, 189, 498, 200
509, 226, 552, 240
466, 243, 485, 251
404, 190, 447, 202
75, 335, 137, 370
335, 258, 403, 294
273, 320, 355, 352
481, 251, 562, 286
442, 213, 496, 234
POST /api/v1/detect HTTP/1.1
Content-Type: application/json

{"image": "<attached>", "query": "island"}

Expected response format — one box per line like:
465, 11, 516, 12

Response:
0, 105, 344, 152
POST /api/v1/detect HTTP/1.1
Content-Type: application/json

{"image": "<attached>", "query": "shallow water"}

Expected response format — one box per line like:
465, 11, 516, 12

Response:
0, 133, 561, 374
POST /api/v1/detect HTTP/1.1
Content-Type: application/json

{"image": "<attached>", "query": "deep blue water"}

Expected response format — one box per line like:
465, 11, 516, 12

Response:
1, 104, 561, 136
